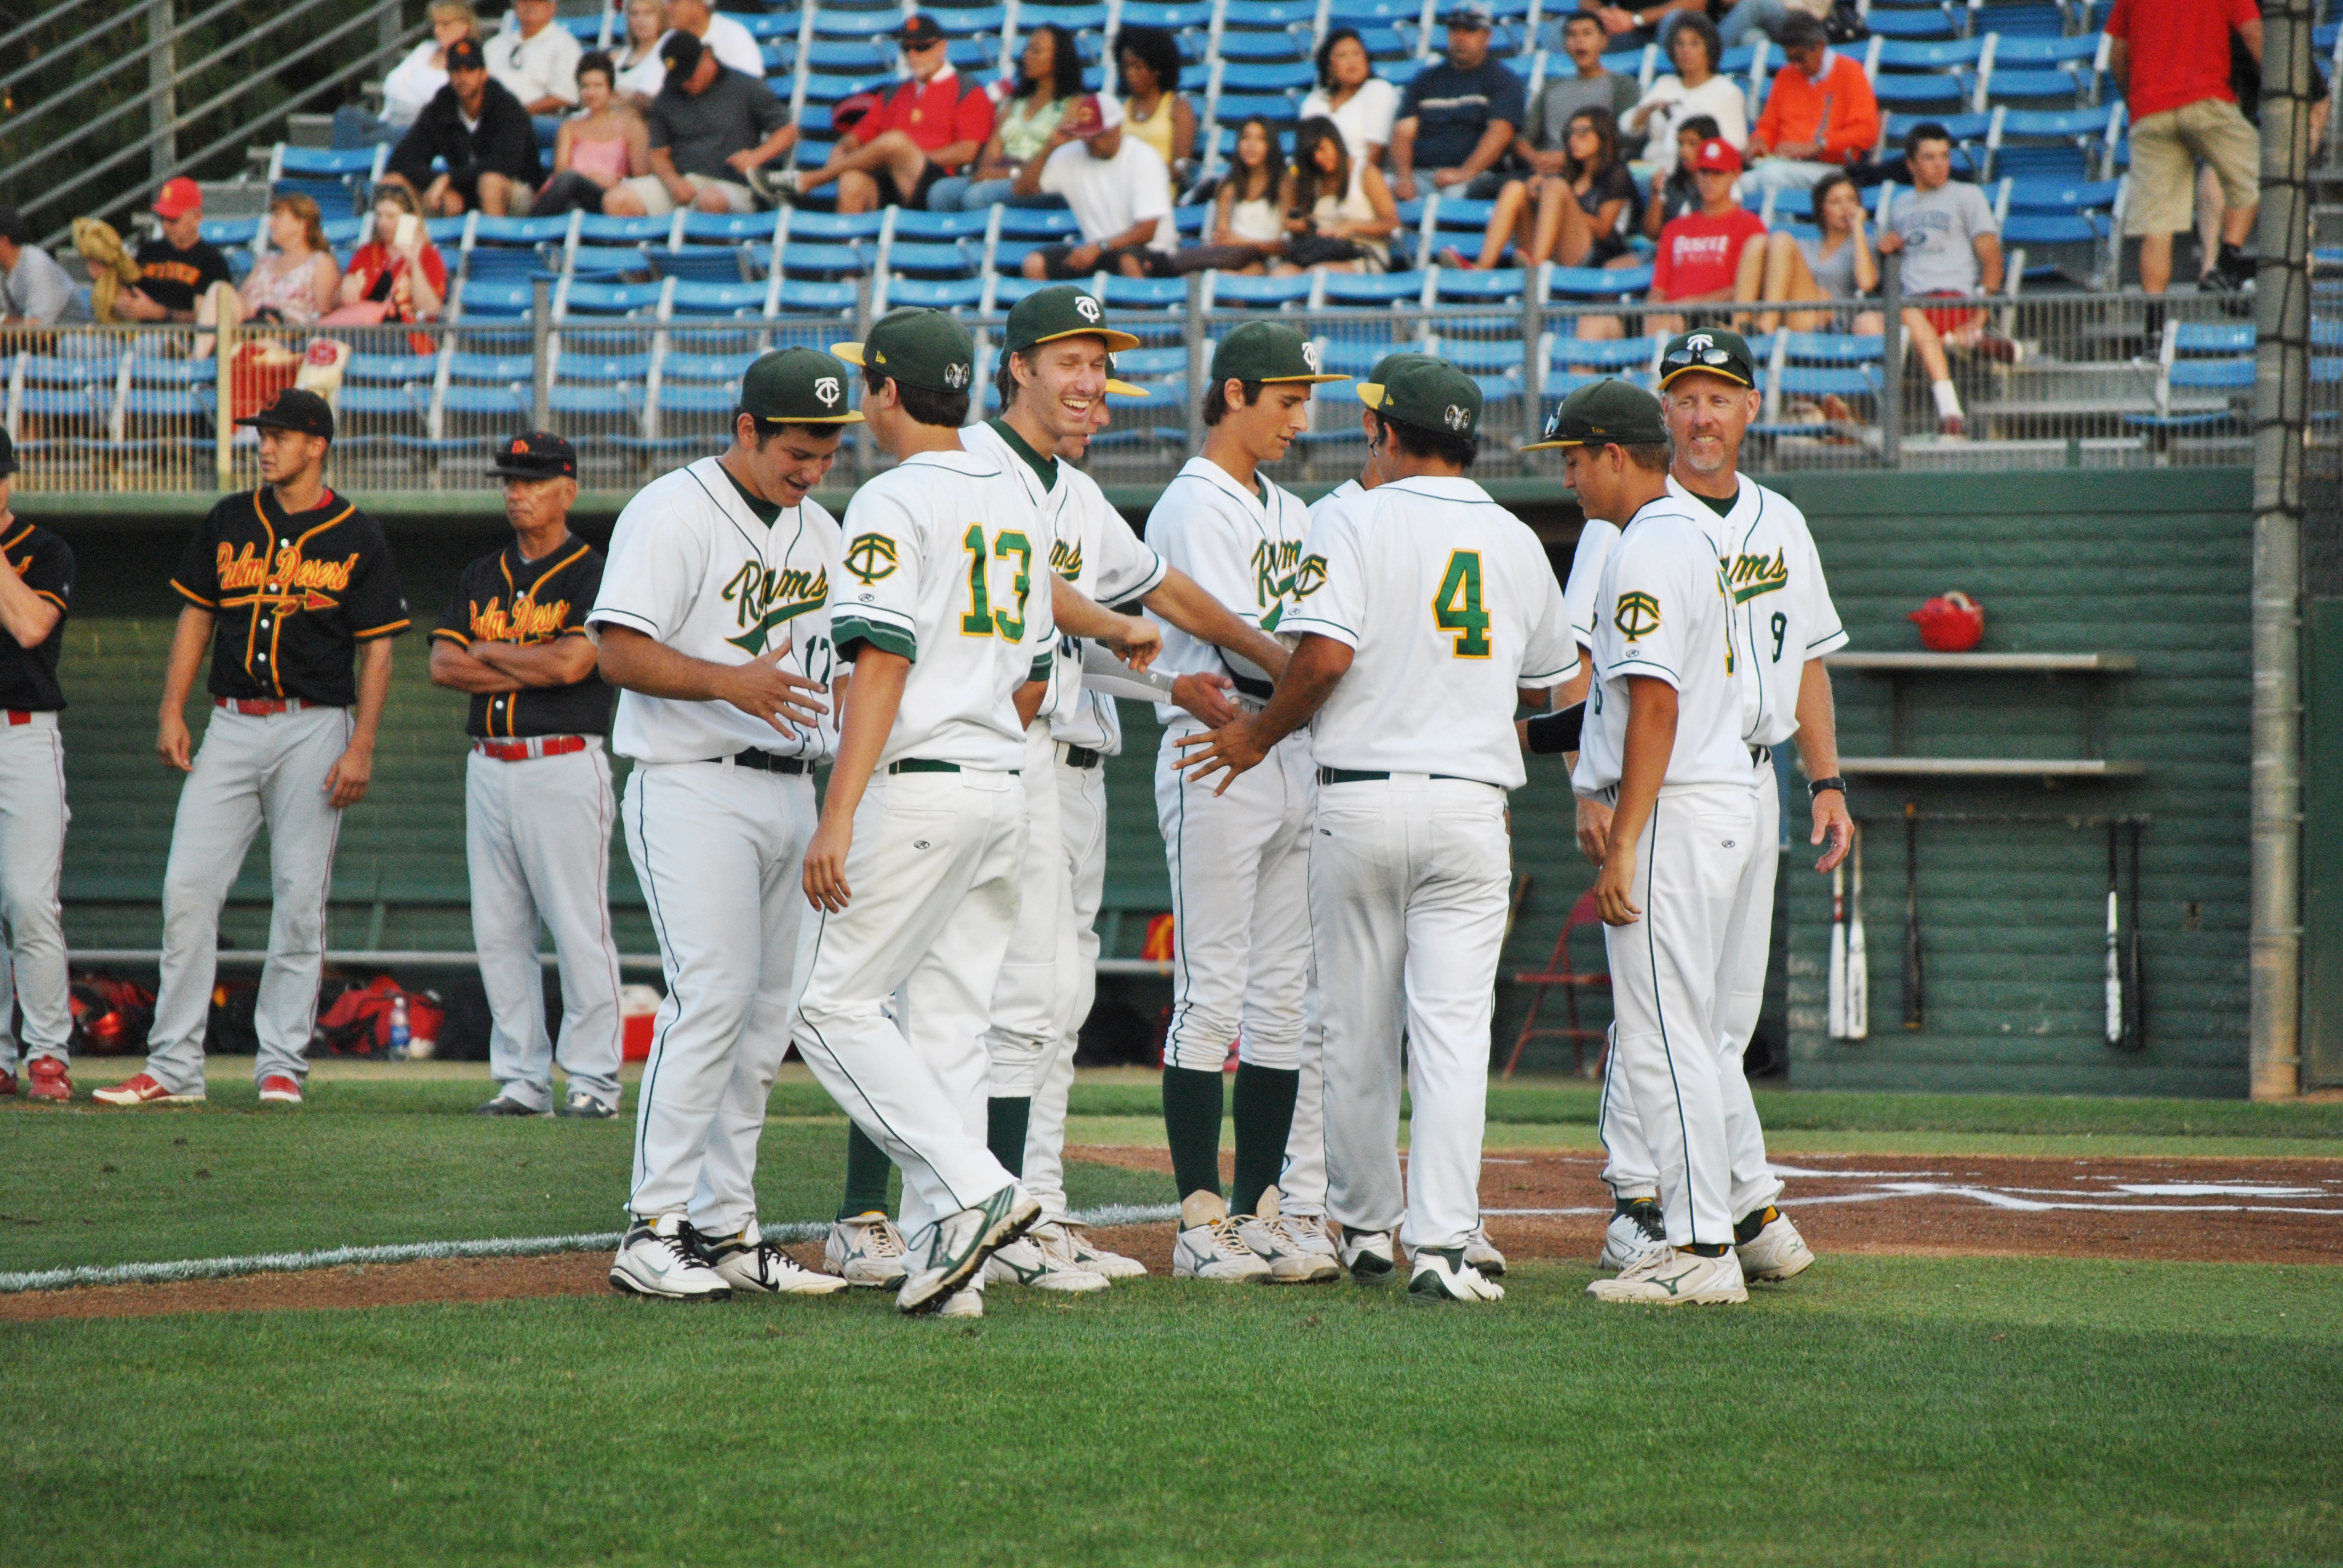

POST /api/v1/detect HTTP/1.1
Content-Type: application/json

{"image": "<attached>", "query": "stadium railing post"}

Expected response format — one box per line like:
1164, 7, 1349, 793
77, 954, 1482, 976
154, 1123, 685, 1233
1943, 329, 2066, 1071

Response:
1881, 250, 1904, 470
531, 276, 552, 433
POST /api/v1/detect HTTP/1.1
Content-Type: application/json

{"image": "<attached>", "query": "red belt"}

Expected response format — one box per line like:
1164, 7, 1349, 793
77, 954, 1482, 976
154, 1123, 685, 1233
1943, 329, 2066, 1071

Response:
474, 735, 589, 762
215, 697, 313, 716
4, 711, 31, 726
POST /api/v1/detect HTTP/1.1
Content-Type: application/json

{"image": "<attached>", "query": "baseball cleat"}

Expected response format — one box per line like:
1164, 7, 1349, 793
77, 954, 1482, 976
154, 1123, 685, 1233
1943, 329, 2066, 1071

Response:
1408, 1246, 1506, 1303
1234, 1187, 1339, 1284
92, 1073, 205, 1108
1587, 1246, 1749, 1306
474, 1094, 546, 1117
1171, 1190, 1273, 1282
896, 1183, 1040, 1315
0, 1067, 15, 1096
985, 1236, 1109, 1292
609, 1212, 733, 1301
936, 1283, 983, 1318
1035, 1219, 1147, 1279
1737, 1210, 1816, 1282
1339, 1226, 1397, 1284
556, 1091, 617, 1119
1599, 1197, 1668, 1273
1463, 1224, 1506, 1278
703, 1223, 850, 1295
826, 1212, 912, 1287
25, 1058, 72, 1104
257, 1075, 304, 1105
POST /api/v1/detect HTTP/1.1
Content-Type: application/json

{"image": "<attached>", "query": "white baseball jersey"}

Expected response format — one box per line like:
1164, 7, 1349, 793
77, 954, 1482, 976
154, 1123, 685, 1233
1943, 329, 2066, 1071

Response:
1562, 516, 1622, 649
591, 457, 844, 765
1572, 495, 1750, 795
1142, 456, 1312, 727
1284, 475, 1577, 790
831, 448, 1055, 772
1670, 475, 1848, 748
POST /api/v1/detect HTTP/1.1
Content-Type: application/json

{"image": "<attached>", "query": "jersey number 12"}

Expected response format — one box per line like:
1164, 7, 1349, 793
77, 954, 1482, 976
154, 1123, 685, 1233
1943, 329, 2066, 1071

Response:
960, 525, 1034, 641
1434, 550, 1491, 659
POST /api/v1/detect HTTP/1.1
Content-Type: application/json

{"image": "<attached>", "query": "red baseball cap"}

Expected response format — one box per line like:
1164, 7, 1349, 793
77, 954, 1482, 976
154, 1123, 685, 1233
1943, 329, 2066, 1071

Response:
152, 177, 202, 220
1691, 138, 1743, 174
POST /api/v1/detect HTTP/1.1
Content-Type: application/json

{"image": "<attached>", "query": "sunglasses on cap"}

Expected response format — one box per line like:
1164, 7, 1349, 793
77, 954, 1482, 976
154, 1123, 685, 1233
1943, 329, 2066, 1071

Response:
1665, 344, 1737, 370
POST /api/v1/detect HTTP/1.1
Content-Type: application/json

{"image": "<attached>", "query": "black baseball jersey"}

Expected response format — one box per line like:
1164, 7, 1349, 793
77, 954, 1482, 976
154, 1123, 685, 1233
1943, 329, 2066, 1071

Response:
171, 488, 411, 706
0, 520, 73, 712
431, 535, 613, 739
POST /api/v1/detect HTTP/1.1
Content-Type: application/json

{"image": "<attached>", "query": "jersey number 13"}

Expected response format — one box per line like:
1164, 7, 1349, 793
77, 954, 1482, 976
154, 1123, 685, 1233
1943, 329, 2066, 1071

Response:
960, 524, 1034, 641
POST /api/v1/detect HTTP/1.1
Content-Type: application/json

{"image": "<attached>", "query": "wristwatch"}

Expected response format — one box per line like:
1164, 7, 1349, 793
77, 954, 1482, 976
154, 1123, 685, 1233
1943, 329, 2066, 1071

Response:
1807, 776, 1847, 799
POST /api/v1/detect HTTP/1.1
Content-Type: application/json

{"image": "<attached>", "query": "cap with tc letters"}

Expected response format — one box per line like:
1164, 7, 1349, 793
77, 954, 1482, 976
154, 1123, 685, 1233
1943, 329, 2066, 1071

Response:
1004, 285, 1142, 356
235, 387, 336, 441
742, 345, 865, 423
1355, 357, 1483, 439
445, 36, 487, 73
1657, 326, 1757, 390
487, 431, 577, 479
1523, 377, 1667, 450
1210, 321, 1349, 386
832, 307, 976, 395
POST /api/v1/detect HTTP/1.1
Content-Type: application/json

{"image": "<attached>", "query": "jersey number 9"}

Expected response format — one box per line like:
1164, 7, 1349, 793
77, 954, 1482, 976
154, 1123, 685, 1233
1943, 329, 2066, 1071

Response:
960, 524, 1034, 641
1433, 550, 1491, 659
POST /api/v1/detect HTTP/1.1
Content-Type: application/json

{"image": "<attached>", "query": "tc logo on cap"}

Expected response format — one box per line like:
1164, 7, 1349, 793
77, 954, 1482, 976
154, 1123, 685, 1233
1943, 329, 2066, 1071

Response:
943, 362, 970, 390
1444, 404, 1470, 431
814, 376, 841, 407
1075, 295, 1102, 322
1686, 332, 1714, 353
1300, 341, 1322, 373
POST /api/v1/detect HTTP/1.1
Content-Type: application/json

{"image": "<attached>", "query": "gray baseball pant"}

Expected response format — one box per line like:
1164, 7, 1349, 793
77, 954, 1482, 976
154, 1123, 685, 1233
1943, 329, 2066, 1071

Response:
0, 714, 70, 1075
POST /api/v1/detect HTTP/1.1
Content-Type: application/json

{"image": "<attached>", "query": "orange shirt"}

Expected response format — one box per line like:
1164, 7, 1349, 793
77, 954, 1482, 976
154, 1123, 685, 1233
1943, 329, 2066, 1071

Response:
1754, 53, 1880, 165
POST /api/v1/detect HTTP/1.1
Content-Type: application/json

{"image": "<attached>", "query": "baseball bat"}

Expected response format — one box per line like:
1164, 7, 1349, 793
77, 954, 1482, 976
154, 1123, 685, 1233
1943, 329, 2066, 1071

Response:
1827, 856, 1847, 1039
1846, 823, 1869, 1039
2104, 820, 2123, 1047
1901, 801, 1923, 1030
1081, 642, 1263, 712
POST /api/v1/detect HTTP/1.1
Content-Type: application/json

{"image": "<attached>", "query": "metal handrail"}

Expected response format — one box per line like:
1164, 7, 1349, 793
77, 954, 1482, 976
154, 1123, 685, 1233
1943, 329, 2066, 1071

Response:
0, 0, 153, 99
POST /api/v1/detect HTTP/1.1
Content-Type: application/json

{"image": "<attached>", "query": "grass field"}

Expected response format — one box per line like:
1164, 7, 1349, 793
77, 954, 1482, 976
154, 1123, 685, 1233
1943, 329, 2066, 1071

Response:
6, 1067, 2340, 1566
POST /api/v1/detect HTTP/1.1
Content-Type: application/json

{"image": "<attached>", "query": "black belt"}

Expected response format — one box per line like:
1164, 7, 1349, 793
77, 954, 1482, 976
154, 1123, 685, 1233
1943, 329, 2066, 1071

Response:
1227, 670, 1275, 701
1060, 745, 1104, 770
1317, 767, 1486, 787
1750, 745, 1771, 766
715, 750, 814, 775
887, 759, 1020, 776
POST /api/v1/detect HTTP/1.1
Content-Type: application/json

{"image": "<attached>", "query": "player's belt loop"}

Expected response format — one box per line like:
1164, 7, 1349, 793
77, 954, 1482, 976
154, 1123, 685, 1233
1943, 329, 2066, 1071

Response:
886, 759, 961, 775
1059, 745, 1104, 770
718, 749, 814, 776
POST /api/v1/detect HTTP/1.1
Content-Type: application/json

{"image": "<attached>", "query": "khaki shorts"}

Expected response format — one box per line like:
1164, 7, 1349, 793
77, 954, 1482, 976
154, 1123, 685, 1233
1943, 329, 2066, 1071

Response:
2125, 97, 2259, 236
613, 172, 759, 217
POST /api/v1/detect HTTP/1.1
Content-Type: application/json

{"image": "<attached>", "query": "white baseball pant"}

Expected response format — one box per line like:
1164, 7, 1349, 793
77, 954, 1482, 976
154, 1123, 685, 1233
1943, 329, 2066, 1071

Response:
790, 768, 1025, 1238
0, 714, 70, 1076
1599, 781, 1759, 1249
1312, 777, 1511, 1253
143, 705, 351, 1094
623, 759, 816, 1235
984, 721, 1069, 1099
1281, 980, 1327, 1217
467, 744, 624, 1114
1598, 757, 1785, 1223
1023, 746, 1109, 1221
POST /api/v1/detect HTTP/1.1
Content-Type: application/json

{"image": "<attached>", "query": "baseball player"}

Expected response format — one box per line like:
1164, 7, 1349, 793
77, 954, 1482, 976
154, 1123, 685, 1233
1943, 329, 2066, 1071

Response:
1144, 321, 1348, 1285
1582, 328, 1850, 1283
429, 433, 624, 1120
1527, 378, 1755, 1307
589, 348, 860, 1302
97, 389, 409, 1110
0, 430, 76, 1105
1178, 358, 1576, 1302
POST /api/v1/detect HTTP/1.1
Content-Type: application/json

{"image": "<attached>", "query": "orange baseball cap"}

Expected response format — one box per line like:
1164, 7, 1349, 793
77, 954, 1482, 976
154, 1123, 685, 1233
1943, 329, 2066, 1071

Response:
152, 177, 203, 220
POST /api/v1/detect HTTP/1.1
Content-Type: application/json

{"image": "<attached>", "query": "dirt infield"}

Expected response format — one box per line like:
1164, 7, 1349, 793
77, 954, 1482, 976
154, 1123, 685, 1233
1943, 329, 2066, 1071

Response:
4, 1150, 2335, 1322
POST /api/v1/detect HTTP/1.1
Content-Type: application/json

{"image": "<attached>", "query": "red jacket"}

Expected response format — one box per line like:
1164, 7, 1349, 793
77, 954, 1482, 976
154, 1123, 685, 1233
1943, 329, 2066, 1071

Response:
1754, 53, 1880, 165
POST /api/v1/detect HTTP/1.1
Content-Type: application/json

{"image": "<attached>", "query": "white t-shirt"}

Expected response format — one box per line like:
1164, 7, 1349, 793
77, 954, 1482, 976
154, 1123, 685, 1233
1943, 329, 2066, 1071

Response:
830, 447, 1057, 772
628, 17, 767, 97
1038, 136, 1178, 253
1631, 73, 1749, 172
1670, 475, 1847, 749
486, 15, 585, 109
1299, 76, 1401, 163
591, 457, 845, 765
1572, 495, 1751, 795
1143, 456, 1314, 730
1284, 475, 1576, 790
382, 39, 452, 126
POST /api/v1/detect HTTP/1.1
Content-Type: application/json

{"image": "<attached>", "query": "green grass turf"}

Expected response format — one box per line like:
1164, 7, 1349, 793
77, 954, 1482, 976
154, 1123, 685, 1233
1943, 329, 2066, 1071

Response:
6, 1257, 2339, 1567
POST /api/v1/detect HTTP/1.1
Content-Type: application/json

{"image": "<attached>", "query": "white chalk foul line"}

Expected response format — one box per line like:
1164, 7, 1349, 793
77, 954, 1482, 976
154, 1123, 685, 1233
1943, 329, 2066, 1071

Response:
0, 1203, 1184, 1296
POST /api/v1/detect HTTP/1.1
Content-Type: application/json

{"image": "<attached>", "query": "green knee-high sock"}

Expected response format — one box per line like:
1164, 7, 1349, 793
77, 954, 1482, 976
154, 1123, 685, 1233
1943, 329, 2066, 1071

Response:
1230, 1063, 1300, 1218
1161, 1065, 1225, 1201
838, 1122, 895, 1221
987, 1096, 1031, 1178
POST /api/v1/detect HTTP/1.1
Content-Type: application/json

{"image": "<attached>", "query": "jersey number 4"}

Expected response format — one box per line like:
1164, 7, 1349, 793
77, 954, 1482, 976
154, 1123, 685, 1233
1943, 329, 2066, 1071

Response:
1433, 550, 1491, 659
960, 525, 1034, 641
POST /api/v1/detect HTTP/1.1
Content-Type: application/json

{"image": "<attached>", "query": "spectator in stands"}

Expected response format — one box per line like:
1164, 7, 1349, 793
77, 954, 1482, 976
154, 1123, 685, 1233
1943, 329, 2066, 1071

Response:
927, 23, 1082, 211
606, 31, 793, 216
2108, 0, 2263, 295
660, 0, 765, 80
1274, 114, 1397, 274
535, 53, 652, 217
214, 195, 342, 330
1448, 105, 1637, 270
1113, 27, 1198, 195
1604, 134, 1764, 340
1300, 28, 1401, 169
1390, 3, 1525, 202
1625, 15, 1745, 174
387, 37, 546, 216
338, 185, 448, 352
1642, 113, 1720, 239
375, 1, 479, 136
0, 207, 84, 326
1528, 13, 1641, 150
1016, 93, 1178, 278
1187, 116, 1289, 272
1876, 121, 2013, 438
1745, 167, 1880, 335
115, 179, 234, 324
485, 0, 583, 120
1576, 0, 1803, 52
764, 15, 991, 212
1742, 13, 1878, 195
612, 0, 670, 103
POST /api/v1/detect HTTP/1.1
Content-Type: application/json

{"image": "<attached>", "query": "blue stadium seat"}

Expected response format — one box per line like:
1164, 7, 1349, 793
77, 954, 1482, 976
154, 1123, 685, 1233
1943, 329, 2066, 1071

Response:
880, 275, 987, 310
667, 280, 770, 319
1202, 272, 1312, 310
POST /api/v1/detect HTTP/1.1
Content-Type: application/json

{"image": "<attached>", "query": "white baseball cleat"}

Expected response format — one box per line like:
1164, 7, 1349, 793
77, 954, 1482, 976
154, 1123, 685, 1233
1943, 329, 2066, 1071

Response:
825, 1212, 912, 1287
936, 1283, 984, 1318
1737, 1209, 1816, 1282
609, 1213, 732, 1302
703, 1223, 850, 1295
1586, 1246, 1749, 1306
1171, 1190, 1273, 1282
1279, 1210, 1342, 1273
1035, 1219, 1147, 1279
1234, 1187, 1339, 1284
1338, 1225, 1398, 1284
1599, 1197, 1668, 1273
896, 1183, 1041, 1315
1463, 1224, 1507, 1278
1407, 1247, 1506, 1303
985, 1235, 1110, 1292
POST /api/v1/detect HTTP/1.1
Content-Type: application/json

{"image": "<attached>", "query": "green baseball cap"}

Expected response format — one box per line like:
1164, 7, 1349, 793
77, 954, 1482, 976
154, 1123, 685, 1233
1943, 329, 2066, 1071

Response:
1366, 349, 1437, 384
1003, 285, 1141, 356
1355, 357, 1483, 439
831, 307, 976, 395
1657, 326, 1757, 390
1524, 377, 1669, 450
1209, 321, 1349, 386
739, 345, 863, 425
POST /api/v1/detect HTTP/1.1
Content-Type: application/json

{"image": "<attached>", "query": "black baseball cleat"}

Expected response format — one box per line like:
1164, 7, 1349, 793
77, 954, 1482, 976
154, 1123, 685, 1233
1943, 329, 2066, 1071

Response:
474, 1094, 546, 1117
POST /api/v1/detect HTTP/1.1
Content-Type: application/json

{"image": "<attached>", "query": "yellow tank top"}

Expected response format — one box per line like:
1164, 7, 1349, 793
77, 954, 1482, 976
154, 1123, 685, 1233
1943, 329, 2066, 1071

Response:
1124, 91, 1176, 169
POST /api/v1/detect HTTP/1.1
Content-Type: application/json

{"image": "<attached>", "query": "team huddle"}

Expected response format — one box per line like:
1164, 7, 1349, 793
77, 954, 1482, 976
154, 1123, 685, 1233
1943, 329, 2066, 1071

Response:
4, 281, 1855, 1312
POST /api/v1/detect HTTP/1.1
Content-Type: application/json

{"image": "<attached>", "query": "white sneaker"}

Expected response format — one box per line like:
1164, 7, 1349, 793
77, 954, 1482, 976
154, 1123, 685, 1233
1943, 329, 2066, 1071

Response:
1234, 1187, 1339, 1284
1737, 1210, 1816, 1282
936, 1282, 984, 1318
1586, 1245, 1749, 1306
1171, 1190, 1273, 1282
826, 1212, 912, 1287
1408, 1247, 1505, 1303
1037, 1219, 1147, 1279
703, 1223, 850, 1295
1463, 1224, 1507, 1278
897, 1183, 1041, 1315
1599, 1198, 1668, 1273
1280, 1210, 1342, 1272
985, 1235, 1110, 1292
1338, 1225, 1397, 1284
609, 1213, 732, 1302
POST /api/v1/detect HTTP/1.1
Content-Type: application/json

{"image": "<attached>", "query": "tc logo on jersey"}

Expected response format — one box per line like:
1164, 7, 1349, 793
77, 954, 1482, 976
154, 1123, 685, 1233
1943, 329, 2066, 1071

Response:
1615, 590, 1662, 639
1290, 554, 1326, 599
844, 533, 899, 583
1075, 295, 1102, 322
814, 377, 841, 407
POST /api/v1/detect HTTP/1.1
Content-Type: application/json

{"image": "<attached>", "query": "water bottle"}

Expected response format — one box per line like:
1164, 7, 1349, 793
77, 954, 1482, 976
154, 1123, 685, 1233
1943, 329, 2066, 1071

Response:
388, 993, 410, 1061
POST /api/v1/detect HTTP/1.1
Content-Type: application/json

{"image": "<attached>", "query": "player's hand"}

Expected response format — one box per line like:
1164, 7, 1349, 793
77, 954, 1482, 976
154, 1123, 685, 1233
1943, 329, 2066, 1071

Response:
1101, 614, 1161, 672
801, 812, 854, 912
720, 640, 828, 734
324, 746, 374, 809
1171, 671, 1239, 728
1811, 788, 1853, 874
1575, 795, 1613, 866
1593, 844, 1642, 926
1174, 718, 1267, 794
157, 712, 194, 772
